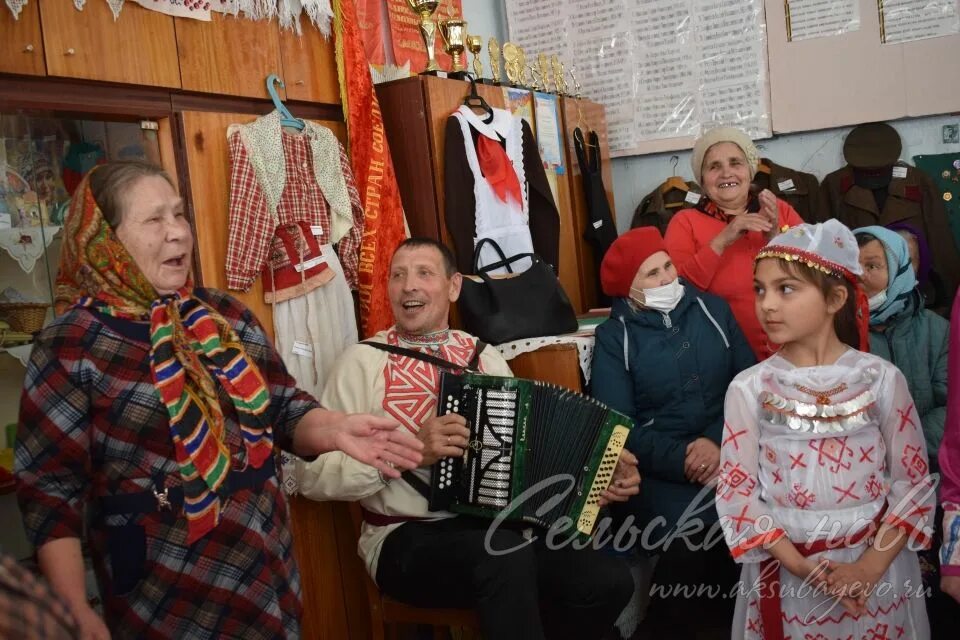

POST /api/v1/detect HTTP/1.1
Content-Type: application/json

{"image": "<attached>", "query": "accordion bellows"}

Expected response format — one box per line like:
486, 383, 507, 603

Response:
431, 372, 634, 536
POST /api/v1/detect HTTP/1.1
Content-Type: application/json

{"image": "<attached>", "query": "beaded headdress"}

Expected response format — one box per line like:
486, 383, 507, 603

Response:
755, 220, 869, 350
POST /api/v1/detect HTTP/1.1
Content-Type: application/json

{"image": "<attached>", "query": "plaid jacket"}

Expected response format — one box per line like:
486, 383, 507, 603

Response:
15, 289, 319, 639
0, 554, 77, 640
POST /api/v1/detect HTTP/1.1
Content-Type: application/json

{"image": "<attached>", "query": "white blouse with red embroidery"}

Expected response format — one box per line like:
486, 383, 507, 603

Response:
718, 348, 935, 639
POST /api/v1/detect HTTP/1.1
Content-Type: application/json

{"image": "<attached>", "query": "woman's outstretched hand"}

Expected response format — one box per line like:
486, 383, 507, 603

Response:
329, 414, 424, 478
295, 409, 423, 477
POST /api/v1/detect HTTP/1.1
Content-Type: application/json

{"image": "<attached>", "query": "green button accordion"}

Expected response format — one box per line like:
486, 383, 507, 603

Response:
430, 372, 634, 536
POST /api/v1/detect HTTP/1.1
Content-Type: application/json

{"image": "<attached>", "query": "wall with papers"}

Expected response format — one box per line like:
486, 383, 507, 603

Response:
766, 0, 960, 133
504, 0, 772, 157
505, 0, 960, 156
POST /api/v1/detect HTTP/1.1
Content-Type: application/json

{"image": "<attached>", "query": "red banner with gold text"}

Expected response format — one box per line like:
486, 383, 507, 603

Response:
386, 0, 462, 73
333, 0, 409, 337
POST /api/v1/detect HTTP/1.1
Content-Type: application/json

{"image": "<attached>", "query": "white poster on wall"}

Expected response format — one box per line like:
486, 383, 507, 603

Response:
786, 0, 860, 41
504, 0, 771, 157
880, 0, 960, 44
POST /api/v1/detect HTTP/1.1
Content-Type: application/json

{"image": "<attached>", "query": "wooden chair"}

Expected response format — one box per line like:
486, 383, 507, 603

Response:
347, 503, 480, 640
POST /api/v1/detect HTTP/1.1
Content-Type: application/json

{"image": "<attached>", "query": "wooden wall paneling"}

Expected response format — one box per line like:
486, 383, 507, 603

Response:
422, 76, 507, 253
177, 110, 276, 337
507, 344, 581, 392
176, 13, 283, 98
376, 77, 440, 239
287, 496, 351, 640
560, 98, 616, 311
0, 76, 173, 117
0, 2, 46, 76
530, 95, 583, 313
279, 24, 340, 104
332, 502, 373, 640
39, 1, 180, 88
551, 166, 584, 313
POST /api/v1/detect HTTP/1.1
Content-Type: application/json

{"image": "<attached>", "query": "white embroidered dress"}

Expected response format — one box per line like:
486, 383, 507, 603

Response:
717, 349, 935, 640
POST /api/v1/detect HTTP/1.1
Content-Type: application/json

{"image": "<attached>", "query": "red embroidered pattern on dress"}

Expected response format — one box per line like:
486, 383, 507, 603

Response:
810, 437, 853, 473
832, 481, 861, 504
788, 483, 817, 509
865, 474, 885, 500
717, 461, 756, 501
381, 330, 479, 434
896, 403, 917, 433
723, 422, 748, 450
900, 443, 928, 480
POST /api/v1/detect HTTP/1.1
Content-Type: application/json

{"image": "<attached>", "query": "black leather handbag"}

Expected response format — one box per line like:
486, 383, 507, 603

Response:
457, 237, 578, 344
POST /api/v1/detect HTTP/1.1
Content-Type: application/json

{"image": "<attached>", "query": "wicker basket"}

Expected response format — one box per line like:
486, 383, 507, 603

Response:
0, 302, 50, 333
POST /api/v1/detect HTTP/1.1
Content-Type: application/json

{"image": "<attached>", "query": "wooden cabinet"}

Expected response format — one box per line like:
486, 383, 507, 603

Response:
176, 13, 283, 98
39, 0, 180, 87
0, 2, 45, 76
279, 26, 340, 104
561, 98, 617, 310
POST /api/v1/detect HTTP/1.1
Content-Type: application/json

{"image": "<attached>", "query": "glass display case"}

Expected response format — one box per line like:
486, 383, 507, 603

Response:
0, 109, 162, 559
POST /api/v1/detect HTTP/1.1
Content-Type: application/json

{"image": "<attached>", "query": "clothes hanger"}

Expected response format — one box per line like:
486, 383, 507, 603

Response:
463, 75, 494, 124
660, 155, 689, 197
266, 74, 305, 131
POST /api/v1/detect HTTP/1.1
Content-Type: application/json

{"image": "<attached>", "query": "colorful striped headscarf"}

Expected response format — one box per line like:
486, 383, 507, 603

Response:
57, 168, 274, 543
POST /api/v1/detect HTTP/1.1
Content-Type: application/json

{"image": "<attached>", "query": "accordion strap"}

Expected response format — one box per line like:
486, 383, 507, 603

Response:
361, 339, 487, 372
362, 339, 487, 501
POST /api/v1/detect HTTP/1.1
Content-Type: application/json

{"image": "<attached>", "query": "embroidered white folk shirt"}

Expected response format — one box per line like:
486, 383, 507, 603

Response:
295, 328, 513, 581
717, 349, 936, 639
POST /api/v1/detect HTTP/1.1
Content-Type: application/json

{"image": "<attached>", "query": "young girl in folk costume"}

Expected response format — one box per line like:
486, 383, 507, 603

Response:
717, 220, 936, 639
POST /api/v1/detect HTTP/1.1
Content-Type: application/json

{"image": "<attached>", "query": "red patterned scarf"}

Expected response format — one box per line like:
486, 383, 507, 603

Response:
57, 169, 273, 543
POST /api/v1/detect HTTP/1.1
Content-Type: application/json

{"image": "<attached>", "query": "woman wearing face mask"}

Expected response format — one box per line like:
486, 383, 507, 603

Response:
590, 227, 755, 639
664, 127, 805, 360
854, 225, 953, 638
855, 225, 949, 463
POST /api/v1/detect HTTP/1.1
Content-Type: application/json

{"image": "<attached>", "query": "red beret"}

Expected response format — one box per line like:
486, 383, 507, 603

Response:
600, 227, 667, 298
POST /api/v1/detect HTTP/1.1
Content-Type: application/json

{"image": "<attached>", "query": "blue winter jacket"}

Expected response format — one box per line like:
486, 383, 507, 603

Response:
591, 281, 755, 538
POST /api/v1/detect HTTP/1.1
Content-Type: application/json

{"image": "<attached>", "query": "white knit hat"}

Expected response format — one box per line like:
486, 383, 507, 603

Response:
690, 127, 760, 184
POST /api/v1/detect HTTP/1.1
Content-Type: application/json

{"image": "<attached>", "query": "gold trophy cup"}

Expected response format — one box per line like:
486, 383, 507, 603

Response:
404, 0, 442, 74
488, 37, 503, 85
552, 55, 567, 95
502, 42, 521, 86
466, 35, 484, 81
438, 18, 469, 78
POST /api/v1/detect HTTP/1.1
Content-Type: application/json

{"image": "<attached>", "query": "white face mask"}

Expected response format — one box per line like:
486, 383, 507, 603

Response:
630, 279, 685, 313
868, 290, 887, 311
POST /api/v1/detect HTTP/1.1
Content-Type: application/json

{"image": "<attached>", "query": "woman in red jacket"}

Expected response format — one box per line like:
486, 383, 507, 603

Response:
664, 127, 804, 359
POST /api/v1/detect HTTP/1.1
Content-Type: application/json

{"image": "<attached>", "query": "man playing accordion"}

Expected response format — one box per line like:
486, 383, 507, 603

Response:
297, 238, 640, 639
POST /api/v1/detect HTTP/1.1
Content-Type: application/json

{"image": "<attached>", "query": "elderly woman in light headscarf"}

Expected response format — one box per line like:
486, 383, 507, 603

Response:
664, 127, 805, 360
855, 225, 949, 461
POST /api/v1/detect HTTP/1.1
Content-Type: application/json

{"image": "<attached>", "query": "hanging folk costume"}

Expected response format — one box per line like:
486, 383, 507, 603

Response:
444, 106, 560, 275
16, 171, 317, 637
226, 111, 363, 397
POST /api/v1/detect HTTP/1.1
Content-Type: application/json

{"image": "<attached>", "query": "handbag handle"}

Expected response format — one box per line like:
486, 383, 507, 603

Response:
472, 237, 513, 274
472, 237, 542, 277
